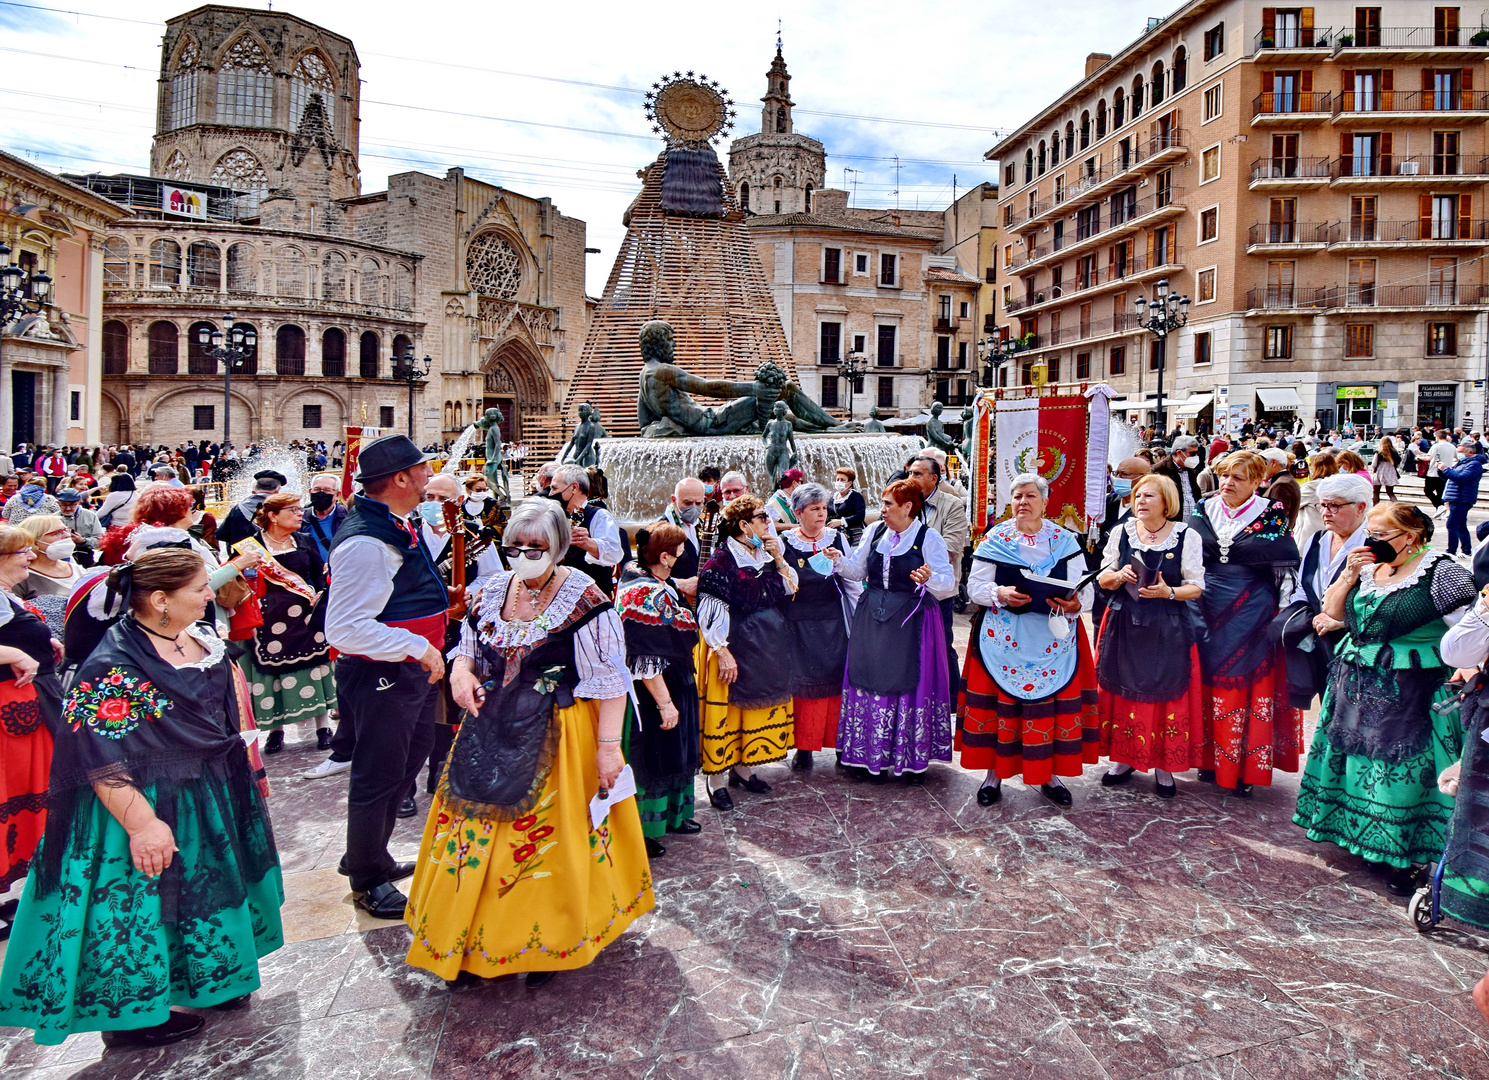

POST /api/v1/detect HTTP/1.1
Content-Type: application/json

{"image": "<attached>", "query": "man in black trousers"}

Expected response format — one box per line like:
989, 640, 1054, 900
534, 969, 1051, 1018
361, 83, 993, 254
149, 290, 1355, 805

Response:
324, 434, 447, 919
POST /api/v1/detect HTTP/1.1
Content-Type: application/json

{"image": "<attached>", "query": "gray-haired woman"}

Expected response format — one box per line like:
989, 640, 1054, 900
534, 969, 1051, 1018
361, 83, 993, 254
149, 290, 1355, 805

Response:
782, 483, 862, 770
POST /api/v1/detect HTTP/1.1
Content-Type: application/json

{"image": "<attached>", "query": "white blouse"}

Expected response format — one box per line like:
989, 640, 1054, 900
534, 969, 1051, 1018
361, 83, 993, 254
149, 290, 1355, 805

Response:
696, 537, 799, 650
450, 569, 630, 700
966, 520, 1094, 612
835, 519, 956, 601
1100, 519, 1206, 589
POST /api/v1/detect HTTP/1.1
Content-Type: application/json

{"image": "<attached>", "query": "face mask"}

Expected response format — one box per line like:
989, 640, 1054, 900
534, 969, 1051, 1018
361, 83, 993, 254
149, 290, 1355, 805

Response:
418, 502, 443, 525
677, 504, 703, 525
45, 539, 75, 562
745, 533, 764, 549
309, 491, 335, 512
1111, 478, 1133, 498
1363, 536, 1399, 564
511, 551, 553, 581
464, 497, 488, 517
702, 483, 716, 496
834, 480, 849, 492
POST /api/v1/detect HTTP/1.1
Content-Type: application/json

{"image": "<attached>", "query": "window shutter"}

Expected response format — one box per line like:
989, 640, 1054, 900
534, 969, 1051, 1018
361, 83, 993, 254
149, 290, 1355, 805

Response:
1146, 230, 1156, 265
1340, 68, 1353, 94
1381, 132, 1392, 166
1168, 223, 1177, 262
1464, 67, 1475, 109
1301, 7, 1314, 30
1340, 131, 1353, 161
1262, 8, 1276, 36
1300, 70, 1312, 94
1263, 70, 1275, 93
1420, 193, 1434, 236
1460, 192, 1472, 238
1424, 67, 1437, 92
1107, 245, 1115, 273
1381, 69, 1393, 108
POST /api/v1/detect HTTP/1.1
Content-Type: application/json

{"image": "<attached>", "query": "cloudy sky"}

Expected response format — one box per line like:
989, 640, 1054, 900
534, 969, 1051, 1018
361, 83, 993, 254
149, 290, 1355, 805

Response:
1, 0, 1168, 292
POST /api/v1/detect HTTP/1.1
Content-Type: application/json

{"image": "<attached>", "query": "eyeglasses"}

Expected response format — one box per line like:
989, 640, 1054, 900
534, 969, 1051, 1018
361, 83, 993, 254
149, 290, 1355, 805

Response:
750, 512, 770, 522
501, 546, 550, 561
1319, 501, 1357, 511
1365, 529, 1404, 542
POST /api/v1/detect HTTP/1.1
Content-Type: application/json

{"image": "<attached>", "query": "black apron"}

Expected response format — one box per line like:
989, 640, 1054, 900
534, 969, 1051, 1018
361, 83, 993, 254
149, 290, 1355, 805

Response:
782, 533, 851, 698
1096, 526, 1196, 702
847, 523, 927, 696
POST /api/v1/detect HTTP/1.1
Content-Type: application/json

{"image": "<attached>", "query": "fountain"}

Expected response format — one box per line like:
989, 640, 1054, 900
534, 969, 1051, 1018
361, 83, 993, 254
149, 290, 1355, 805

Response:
224, 443, 311, 508
596, 432, 925, 524
442, 423, 480, 474
1106, 421, 1144, 467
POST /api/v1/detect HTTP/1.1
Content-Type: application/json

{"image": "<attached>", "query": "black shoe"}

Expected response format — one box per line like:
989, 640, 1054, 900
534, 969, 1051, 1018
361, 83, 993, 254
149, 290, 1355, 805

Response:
1039, 783, 1073, 807
263, 729, 284, 755
101, 1011, 205, 1048
397, 796, 418, 819
445, 971, 481, 992
709, 786, 734, 811
977, 783, 1001, 806
1197, 768, 1216, 784
353, 881, 408, 919
1231, 782, 1253, 799
848, 766, 869, 782
211, 994, 252, 1011
1387, 864, 1425, 897
666, 819, 702, 835
903, 772, 925, 785
791, 750, 813, 771
0, 899, 17, 923
644, 837, 666, 858
338, 857, 416, 880
316, 727, 333, 751
729, 772, 771, 794
525, 971, 557, 988
1101, 767, 1135, 787
1155, 779, 1177, 800
835, 752, 844, 768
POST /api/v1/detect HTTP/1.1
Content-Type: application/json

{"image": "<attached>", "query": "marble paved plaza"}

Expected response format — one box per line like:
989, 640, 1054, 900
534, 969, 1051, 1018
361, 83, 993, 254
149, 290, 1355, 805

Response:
5, 717, 1489, 1079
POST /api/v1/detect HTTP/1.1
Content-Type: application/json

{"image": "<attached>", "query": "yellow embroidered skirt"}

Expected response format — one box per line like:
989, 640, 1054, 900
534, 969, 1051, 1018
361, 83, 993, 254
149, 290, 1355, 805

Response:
696, 639, 793, 775
402, 698, 654, 979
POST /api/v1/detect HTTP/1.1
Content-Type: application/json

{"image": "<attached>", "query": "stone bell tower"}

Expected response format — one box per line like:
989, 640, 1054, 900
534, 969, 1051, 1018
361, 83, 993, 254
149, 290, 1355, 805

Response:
726, 43, 825, 216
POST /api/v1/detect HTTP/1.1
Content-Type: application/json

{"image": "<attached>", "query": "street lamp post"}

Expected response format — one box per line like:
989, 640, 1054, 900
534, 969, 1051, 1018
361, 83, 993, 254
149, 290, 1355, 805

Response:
196, 315, 257, 453
391, 348, 432, 440
0, 243, 53, 446
1133, 278, 1190, 441
840, 346, 867, 426
976, 333, 1025, 389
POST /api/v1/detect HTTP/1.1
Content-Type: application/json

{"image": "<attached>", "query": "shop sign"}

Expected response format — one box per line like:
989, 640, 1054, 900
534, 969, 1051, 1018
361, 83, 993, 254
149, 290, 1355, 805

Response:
1335, 386, 1377, 400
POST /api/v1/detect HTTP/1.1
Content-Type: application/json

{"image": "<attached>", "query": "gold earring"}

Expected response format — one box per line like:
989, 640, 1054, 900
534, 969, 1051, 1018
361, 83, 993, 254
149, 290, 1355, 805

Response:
159, 607, 171, 629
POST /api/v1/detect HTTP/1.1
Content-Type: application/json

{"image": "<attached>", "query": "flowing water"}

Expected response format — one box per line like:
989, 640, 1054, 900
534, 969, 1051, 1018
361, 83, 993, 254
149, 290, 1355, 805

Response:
1107, 421, 1144, 467
595, 433, 926, 525
225, 444, 311, 508
442, 424, 480, 474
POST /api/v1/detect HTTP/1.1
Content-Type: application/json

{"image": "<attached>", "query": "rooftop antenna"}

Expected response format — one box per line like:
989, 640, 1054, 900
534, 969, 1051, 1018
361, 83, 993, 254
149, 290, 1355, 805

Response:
776, 18, 782, 51
892, 155, 901, 211
843, 166, 859, 208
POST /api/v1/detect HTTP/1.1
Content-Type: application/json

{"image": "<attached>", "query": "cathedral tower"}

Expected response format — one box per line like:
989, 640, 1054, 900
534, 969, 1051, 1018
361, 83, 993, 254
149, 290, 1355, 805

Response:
726, 45, 825, 216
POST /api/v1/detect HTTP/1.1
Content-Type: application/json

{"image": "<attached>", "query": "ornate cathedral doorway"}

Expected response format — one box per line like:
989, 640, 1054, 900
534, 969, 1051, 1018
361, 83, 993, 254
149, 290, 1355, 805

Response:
481, 339, 550, 443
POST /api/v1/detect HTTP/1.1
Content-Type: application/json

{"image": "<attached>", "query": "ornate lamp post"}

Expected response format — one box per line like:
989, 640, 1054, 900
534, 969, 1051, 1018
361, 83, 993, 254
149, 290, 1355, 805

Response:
391, 348, 432, 440
196, 315, 257, 452
1, 244, 53, 443
839, 345, 867, 425
1133, 278, 1190, 439
976, 333, 1024, 389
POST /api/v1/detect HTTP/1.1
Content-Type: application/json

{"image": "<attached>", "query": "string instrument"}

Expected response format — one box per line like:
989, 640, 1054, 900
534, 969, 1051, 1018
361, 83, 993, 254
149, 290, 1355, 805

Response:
442, 499, 467, 619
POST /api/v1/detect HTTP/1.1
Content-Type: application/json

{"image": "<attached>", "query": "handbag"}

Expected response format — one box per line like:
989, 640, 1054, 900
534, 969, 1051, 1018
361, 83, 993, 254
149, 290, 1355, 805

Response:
214, 573, 253, 610
1417, 459, 1430, 478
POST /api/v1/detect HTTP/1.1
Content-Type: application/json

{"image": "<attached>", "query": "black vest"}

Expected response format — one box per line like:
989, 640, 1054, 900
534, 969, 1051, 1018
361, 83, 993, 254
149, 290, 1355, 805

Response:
330, 495, 448, 628
561, 501, 614, 595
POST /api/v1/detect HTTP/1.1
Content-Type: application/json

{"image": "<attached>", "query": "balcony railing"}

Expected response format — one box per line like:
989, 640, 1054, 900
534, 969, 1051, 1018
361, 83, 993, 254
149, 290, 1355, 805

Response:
1250, 156, 1333, 182
1252, 91, 1333, 117
1335, 219, 1489, 242
1006, 131, 1189, 228
1248, 221, 1337, 245
1004, 248, 1182, 314
1336, 26, 1487, 50
1335, 89, 1489, 113
1254, 26, 1335, 51
1245, 283, 1488, 309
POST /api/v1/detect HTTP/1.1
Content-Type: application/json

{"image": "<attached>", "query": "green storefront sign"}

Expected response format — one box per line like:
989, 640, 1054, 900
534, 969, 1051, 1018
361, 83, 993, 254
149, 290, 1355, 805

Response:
1336, 386, 1378, 400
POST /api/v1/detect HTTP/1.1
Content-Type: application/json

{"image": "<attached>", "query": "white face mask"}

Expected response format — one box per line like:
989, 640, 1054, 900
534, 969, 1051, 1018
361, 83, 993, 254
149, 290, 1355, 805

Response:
464, 497, 488, 517
45, 539, 76, 562
834, 480, 849, 492
511, 551, 554, 581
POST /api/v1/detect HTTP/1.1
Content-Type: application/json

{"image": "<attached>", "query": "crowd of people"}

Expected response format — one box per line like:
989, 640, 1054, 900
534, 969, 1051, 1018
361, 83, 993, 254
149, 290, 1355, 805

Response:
7, 416, 1489, 1050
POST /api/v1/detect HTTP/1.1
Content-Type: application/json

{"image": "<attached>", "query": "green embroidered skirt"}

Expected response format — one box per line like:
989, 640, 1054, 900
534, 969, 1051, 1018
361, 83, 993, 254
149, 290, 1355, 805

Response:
1293, 684, 1462, 868
0, 783, 284, 1045
240, 652, 336, 731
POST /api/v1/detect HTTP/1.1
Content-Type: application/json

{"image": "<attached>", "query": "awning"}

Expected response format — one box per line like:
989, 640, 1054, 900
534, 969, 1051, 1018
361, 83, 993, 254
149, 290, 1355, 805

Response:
1172, 394, 1214, 417
1108, 397, 1157, 411
1255, 386, 1304, 411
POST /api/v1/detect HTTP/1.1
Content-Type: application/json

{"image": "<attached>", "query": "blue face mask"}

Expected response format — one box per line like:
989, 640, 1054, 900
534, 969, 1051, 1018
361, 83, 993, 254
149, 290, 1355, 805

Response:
1111, 477, 1133, 497
418, 502, 442, 525
746, 533, 764, 548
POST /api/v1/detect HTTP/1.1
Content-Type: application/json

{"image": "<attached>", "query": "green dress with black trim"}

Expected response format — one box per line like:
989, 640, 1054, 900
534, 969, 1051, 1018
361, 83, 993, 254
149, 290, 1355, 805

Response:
0, 618, 283, 1046
1294, 550, 1476, 867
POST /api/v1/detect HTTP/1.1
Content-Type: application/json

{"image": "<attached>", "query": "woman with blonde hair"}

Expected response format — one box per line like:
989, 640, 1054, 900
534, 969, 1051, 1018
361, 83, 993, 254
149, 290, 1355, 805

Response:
11, 515, 87, 635
1295, 502, 1475, 895
1192, 450, 1303, 796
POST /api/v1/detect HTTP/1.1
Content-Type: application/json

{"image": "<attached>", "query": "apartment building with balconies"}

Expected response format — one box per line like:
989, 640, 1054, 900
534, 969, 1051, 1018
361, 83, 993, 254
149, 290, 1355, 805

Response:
989, 1, 1489, 434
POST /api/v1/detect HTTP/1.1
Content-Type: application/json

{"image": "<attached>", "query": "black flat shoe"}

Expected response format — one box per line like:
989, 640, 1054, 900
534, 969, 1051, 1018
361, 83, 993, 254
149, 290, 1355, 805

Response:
644, 837, 666, 859
397, 796, 418, 819
666, 819, 702, 835
525, 971, 557, 988
709, 786, 734, 811
445, 971, 481, 992
791, 750, 813, 771
977, 783, 1001, 806
730, 772, 770, 794
263, 729, 284, 755
338, 858, 415, 880
848, 766, 869, 782
903, 772, 925, 785
1197, 768, 1216, 784
1387, 864, 1425, 897
1101, 768, 1135, 787
1039, 783, 1073, 808
316, 727, 333, 751
1155, 780, 1177, 800
1230, 782, 1253, 799
354, 882, 408, 919
101, 1011, 205, 1048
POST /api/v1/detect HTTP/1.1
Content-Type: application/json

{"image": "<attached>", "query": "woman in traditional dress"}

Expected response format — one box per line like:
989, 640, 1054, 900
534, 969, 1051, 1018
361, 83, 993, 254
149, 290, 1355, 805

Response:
0, 548, 282, 1047
0, 526, 59, 917
1095, 474, 1205, 797
827, 467, 867, 547
959, 473, 1099, 807
782, 483, 860, 771
836, 479, 954, 783
696, 495, 796, 810
1294, 502, 1475, 894
407, 498, 651, 989
1192, 450, 1304, 796
617, 521, 702, 858
239, 492, 336, 754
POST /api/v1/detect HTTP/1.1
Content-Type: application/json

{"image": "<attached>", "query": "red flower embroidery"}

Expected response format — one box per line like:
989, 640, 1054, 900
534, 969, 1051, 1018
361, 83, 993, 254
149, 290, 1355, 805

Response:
512, 815, 538, 832
512, 843, 537, 863
97, 698, 131, 722
527, 825, 553, 841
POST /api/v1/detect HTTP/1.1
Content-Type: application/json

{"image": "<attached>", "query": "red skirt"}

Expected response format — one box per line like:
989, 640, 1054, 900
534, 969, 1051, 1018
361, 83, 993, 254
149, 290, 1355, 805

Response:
0, 680, 53, 890
957, 622, 1101, 784
1200, 646, 1303, 787
1097, 647, 1205, 772
792, 696, 840, 751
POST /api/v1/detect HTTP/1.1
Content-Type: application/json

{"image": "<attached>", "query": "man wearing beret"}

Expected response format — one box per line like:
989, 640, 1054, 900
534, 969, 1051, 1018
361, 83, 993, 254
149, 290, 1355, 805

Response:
324, 434, 447, 919
217, 468, 287, 550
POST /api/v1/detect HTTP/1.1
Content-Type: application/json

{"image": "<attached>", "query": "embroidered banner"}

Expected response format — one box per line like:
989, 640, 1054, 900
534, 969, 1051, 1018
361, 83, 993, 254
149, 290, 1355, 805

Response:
340, 425, 382, 499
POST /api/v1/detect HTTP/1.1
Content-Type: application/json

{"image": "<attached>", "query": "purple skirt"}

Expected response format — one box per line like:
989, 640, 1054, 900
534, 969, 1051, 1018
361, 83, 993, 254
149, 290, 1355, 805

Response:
837, 599, 953, 776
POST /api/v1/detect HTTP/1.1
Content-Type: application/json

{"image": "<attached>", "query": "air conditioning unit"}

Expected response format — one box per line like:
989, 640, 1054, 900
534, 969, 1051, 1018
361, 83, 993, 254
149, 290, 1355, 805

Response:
1138, 177, 1150, 187
1398, 160, 1421, 175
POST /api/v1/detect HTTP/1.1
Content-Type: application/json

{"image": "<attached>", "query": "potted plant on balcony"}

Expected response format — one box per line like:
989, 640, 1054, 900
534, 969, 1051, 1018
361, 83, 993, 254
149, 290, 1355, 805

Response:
1260, 35, 1274, 48
1337, 32, 1354, 45
1473, 29, 1489, 45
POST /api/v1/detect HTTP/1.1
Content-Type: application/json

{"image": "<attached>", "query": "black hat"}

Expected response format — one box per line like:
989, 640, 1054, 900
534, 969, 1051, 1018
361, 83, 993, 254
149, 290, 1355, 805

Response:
354, 434, 435, 483
253, 469, 288, 488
